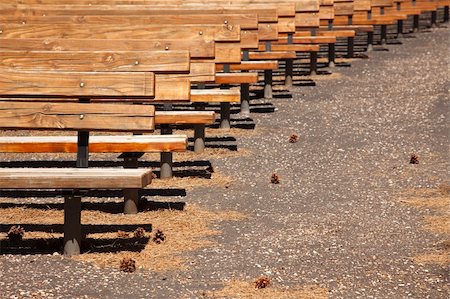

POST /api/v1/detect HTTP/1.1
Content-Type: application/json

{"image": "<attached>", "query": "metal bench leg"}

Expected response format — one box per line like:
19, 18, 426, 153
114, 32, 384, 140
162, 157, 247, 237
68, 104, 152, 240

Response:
123, 189, 139, 214
240, 83, 250, 114
445, 6, 450, 23
413, 15, 420, 32
310, 52, 317, 75
220, 102, 231, 129
328, 43, 335, 67
123, 155, 140, 214
397, 20, 404, 38
285, 59, 293, 87
160, 104, 173, 179
431, 11, 437, 27
367, 32, 374, 51
380, 25, 387, 45
264, 70, 273, 98
347, 37, 354, 58
194, 124, 206, 153
64, 193, 81, 256
160, 152, 173, 179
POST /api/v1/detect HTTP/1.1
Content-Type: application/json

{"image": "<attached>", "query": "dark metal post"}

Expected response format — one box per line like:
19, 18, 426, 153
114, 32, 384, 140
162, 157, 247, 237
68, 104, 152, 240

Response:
241, 50, 251, 114
220, 64, 231, 129
328, 43, 335, 67
64, 191, 81, 256
367, 32, 374, 51
327, 20, 335, 66
431, 11, 437, 27
380, 25, 387, 45
76, 97, 90, 168
310, 52, 317, 75
347, 16, 354, 58
397, 20, 404, 38
123, 154, 140, 214
160, 103, 173, 179
285, 33, 294, 87
193, 102, 206, 153
413, 15, 420, 32
444, 6, 449, 23
264, 41, 273, 99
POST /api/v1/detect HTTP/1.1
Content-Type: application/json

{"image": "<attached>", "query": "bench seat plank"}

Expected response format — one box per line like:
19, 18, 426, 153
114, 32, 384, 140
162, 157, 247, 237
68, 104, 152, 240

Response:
155, 111, 216, 124
0, 168, 153, 189
215, 73, 259, 84
0, 135, 188, 153
190, 89, 240, 103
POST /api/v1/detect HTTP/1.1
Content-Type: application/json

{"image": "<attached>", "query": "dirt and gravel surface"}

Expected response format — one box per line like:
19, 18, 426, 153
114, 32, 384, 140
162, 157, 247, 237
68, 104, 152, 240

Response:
1, 25, 449, 298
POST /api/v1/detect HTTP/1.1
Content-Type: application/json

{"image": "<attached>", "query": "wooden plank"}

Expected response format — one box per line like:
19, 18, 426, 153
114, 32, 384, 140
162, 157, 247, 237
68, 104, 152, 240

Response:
258, 44, 320, 52
248, 51, 297, 60
0, 14, 259, 29
0, 135, 187, 153
278, 36, 337, 44
154, 76, 190, 101
0, 168, 153, 189
216, 61, 279, 71
0, 101, 155, 131
258, 23, 279, 41
215, 73, 259, 84
0, 38, 215, 58
160, 62, 215, 83
215, 42, 242, 63
155, 111, 216, 124
295, 13, 320, 27
190, 88, 240, 103
0, 70, 154, 98
0, 50, 190, 73
0, 24, 240, 42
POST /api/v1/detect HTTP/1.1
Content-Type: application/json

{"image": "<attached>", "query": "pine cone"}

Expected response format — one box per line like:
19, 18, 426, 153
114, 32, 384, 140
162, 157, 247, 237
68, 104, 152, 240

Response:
133, 227, 146, 238
8, 225, 25, 242
271, 173, 280, 184
410, 154, 419, 164
254, 277, 271, 289
152, 229, 166, 244
289, 134, 299, 143
119, 257, 136, 273
117, 230, 130, 238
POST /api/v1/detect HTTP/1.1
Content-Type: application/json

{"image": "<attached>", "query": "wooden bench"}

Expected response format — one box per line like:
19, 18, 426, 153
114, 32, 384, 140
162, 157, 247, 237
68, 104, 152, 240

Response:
0, 97, 156, 256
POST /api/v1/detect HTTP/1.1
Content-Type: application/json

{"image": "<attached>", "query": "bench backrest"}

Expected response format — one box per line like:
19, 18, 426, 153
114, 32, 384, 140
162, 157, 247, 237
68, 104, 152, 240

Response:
0, 101, 155, 132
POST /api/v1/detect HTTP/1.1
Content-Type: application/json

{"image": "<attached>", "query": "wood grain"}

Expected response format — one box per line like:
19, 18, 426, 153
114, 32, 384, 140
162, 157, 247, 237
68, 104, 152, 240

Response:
0, 101, 155, 131
0, 50, 190, 73
0, 70, 154, 98
0, 135, 187, 153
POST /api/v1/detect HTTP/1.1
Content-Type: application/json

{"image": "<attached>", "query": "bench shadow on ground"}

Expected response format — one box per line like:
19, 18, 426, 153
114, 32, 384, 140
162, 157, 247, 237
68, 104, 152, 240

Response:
0, 231, 151, 255
0, 200, 184, 254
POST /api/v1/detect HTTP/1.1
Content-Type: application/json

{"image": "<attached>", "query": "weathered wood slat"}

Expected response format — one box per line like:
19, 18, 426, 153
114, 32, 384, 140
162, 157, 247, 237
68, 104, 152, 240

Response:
0, 51, 190, 73
190, 89, 240, 103
0, 101, 155, 131
248, 51, 297, 60
0, 24, 241, 42
0, 70, 154, 98
0, 14, 259, 29
0, 135, 187, 153
216, 61, 278, 71
0, 168, 153, 189
0, 38, 215, 58
155, 111, 216, 125
215, 73, 259, 84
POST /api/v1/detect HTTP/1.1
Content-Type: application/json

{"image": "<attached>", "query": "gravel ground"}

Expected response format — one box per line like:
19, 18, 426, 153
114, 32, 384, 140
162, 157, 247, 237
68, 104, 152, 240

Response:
0, 25, 449, 298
